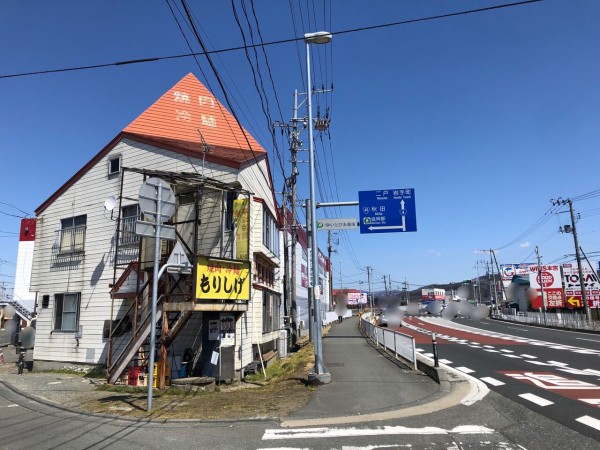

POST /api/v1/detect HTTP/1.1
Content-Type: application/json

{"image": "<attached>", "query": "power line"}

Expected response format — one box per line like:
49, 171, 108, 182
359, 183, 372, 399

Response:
1, 0, 543, 80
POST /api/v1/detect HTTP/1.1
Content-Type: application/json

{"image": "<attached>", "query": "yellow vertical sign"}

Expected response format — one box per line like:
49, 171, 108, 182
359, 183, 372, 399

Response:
233, 198, 249, 260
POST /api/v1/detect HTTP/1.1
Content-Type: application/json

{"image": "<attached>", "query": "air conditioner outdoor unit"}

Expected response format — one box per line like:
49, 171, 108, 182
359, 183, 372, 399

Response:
299, 320, 305, 328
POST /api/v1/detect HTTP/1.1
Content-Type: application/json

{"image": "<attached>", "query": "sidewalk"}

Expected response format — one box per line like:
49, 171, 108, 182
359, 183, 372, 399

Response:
283, 315, 470, 426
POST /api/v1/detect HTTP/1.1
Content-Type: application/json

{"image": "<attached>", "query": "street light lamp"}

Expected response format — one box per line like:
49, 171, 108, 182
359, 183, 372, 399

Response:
305, 31, 332, 385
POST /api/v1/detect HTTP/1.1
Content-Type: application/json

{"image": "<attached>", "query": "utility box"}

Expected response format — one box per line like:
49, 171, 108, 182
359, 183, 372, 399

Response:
279, 329, 288, 358
216, 345, 235, 383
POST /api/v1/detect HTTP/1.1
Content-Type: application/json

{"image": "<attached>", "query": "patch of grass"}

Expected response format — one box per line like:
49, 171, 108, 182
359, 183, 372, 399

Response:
41, 368, 86, 376
85, 366, 107, 379
246, 343, 314, 383
96, 384, 147, 394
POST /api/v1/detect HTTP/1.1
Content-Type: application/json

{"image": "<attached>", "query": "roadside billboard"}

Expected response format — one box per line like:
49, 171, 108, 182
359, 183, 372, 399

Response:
527, 265, 564, 308
562, 263, 600, 308
500, 263, 531, 281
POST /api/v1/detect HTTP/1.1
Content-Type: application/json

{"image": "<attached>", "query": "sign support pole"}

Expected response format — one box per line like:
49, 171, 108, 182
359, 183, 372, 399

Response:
147, 182, 163, 412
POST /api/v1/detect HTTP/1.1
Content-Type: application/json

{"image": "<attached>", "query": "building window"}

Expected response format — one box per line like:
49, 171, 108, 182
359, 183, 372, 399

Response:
58, 215, 86, 254
108, 155, 121, 176
225, 191, 237, 230
120, 204, 140, 246
262, 291, 281, 334
262, 209, 280, 255
54, 293, 80, 331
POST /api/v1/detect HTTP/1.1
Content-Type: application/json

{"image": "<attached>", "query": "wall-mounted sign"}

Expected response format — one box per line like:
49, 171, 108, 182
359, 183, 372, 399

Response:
196, 256, 250, 301
233, 198, 249, 260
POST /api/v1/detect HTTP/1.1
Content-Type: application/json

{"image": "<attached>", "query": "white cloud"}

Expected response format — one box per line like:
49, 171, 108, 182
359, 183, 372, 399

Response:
520, 242, 530, 248
427, 249, 441, 257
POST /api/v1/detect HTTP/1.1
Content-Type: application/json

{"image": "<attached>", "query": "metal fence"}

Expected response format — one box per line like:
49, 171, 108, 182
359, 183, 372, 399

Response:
495, 310, 599, 331
359, 314, 417, 369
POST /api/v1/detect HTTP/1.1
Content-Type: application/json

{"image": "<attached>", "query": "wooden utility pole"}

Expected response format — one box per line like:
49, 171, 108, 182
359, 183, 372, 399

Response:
552, 198, 591, 321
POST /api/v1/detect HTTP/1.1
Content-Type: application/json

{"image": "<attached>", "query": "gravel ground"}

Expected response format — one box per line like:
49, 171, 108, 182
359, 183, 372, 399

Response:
0, 357, 112, 409
0, 345, 315, 420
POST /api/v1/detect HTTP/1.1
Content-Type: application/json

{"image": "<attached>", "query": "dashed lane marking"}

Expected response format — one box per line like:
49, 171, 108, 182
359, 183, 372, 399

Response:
456, 367, 475, 374
519, 393, 554, 407
576, 415, 600, 431
480, 377, 505, 387
520, 354, 537, 359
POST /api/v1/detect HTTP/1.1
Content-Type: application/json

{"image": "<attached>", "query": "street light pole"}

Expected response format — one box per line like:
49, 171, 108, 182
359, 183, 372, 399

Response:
305, 31, 332, 385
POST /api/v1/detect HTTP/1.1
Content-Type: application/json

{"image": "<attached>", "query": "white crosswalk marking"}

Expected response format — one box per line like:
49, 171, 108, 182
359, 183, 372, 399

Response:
576, 415, 600, 431
481, 377, 505, 387
456, 367, 475, 374
519, 393, 554, 407
262, 425, 496, 440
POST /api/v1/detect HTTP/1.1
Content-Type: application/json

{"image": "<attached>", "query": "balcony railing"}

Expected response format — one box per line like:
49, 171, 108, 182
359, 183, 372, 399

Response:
120, 215, 140, 247
54, 226, 86, 255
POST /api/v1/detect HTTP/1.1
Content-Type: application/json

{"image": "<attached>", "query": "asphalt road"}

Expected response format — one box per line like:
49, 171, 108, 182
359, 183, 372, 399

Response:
403, 316, 600, 443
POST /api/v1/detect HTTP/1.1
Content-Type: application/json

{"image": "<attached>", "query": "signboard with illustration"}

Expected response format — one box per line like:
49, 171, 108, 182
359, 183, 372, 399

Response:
220, 315, 235, 347
562, 263, 600, 308
528, 265, 564, 308
233, 198, 249, 260
196, 256, 250, 301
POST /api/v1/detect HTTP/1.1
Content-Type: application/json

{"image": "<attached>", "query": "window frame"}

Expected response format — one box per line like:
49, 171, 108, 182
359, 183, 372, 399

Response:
54, 293, 81, 332
262, 208, 280, 255
108, 155, 121, 176
58, 215, 87, 254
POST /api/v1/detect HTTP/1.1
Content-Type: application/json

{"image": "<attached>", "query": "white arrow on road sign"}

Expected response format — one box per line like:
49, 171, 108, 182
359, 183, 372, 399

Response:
166, 241, 192, 274
368, 225, 406, 231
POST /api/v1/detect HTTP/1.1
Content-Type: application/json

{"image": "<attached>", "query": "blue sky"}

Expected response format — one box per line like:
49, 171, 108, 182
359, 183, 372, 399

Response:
2, 0, 600, 295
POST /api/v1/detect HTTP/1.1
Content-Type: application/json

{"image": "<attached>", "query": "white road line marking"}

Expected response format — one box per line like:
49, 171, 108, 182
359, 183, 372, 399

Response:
547, 361, 568, 366
580, 399, 600, 407
519, 393, 554, 407
480, 377, 505, 387
423, 353, 434, 357
456, 367, 475, 374
483, 345, 495, 348
484, 349, 500, 353
262, 425, 496, 440
47, 381, 62, 385
507, 327, 529, 332
502, 355, 522, 359
0, 404, 19, 408
500, 349, 514, 353
415, 348, 424, 352
520, 354, 537, 359
576, 415, 600, 431
573, 350, 598, 354
438, 359, 453, 364
576, 337, 600, 343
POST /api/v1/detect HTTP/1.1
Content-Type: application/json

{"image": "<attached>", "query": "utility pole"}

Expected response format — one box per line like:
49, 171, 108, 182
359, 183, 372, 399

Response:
490, 249, 506, 312
404, 276, 409, 304
327, 230, 336, 311
552, 198, 591, 321
306, 199, 313, 343
535, 246, 547, 324
274, 89, 306, 347
367, 266, 373, 312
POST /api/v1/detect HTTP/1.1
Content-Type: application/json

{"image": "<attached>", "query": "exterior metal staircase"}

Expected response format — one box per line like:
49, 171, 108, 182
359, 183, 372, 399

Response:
0, 300, 33, 322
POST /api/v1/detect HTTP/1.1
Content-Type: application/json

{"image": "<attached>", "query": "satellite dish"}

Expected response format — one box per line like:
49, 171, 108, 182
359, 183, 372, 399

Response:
104, 196, 117, 211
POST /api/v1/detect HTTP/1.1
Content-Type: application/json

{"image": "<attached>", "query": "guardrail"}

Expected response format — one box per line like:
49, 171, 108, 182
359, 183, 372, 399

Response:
359, 314, 417, 369
494, 311, 599, 331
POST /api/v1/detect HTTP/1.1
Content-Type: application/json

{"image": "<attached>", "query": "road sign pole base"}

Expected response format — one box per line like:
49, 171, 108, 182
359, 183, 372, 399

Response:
308, 371, 331, 385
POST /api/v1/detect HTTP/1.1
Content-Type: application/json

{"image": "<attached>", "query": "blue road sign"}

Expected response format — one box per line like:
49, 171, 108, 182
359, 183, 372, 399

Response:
358, 188, 417, 234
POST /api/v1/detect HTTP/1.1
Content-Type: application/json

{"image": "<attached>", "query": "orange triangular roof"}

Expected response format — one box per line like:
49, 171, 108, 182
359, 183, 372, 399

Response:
123, 73, 266, 163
